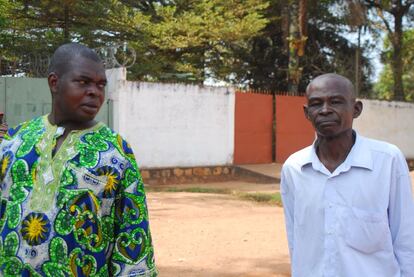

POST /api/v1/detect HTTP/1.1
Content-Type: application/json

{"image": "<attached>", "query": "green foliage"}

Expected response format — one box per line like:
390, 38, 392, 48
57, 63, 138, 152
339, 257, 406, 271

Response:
146, 185, 282, 205
226, 0, 373, 92
147, 186, 232, 194
128, 0, 270, 82
363, 0, 414, 101
0, 0, 11, 28
237, 192, 282, 206
0, 0, 269, 81
0, 1, 114, 75
375, 29, 414, 101
374, 65, 394, 100
0, 0, 373, 92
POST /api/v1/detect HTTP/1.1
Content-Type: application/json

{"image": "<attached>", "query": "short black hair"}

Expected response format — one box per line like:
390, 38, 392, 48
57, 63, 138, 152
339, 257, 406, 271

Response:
48, 43, 102, 76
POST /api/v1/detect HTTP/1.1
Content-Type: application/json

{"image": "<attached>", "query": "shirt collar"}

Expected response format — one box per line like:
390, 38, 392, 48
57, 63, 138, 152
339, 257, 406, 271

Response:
300, 131, 373, 172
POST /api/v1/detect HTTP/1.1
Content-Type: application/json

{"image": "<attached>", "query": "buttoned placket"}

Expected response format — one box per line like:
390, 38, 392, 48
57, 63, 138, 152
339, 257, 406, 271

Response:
323, 173, 340, 277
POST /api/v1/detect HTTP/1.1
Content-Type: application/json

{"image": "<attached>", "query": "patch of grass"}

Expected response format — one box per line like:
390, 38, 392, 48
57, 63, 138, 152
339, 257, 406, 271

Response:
147, 186, 231, 194
236, 192, 282, 206
147, 185, 282, 206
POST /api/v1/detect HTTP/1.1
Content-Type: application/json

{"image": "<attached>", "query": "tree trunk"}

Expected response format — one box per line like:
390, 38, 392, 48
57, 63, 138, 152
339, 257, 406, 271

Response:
355, 26, 361, 97
64, 4, 70, 42
392, 10, 404, 101
288, 0, 307, 94
288, 0, 306, 94
288, 0, 300, 93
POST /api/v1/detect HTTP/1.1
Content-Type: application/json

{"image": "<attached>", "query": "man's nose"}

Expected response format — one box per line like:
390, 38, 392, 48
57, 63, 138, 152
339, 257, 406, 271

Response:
319, 102, 331, 114
86, 84, 100, 95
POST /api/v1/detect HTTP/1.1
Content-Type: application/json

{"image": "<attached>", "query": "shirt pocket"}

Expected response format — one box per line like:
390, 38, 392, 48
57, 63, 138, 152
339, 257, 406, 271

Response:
344, 207, 389, 254
67, 163, 108, 195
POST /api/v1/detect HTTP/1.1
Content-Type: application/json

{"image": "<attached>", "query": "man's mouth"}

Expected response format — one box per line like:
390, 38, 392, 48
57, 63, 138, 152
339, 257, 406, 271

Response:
317, 120, 337, 127
83, 103, 98, 108
81, 103, 100, 113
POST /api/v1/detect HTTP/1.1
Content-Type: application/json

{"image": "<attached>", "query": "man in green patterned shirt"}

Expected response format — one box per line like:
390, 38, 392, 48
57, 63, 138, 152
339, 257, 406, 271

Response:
0, 112, 7, 143
0, 43, 157, 276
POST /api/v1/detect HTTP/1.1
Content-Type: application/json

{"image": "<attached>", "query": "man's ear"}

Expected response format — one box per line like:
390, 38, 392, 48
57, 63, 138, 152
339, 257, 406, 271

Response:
48, 73, 59, 95
353, 100, 363, 119
303, 104, 310, 120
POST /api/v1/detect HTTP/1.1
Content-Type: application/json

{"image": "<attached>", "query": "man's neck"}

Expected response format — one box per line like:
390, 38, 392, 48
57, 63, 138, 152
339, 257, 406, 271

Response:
48, 113, 97, 133
48, 113, 98, 158
316, 130, 355, 173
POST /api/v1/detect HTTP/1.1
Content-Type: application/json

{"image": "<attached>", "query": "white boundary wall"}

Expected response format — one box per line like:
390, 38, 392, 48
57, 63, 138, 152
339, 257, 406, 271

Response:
106, 68, 235, 168
106, 68, 414, 166
354, 99, 414, 159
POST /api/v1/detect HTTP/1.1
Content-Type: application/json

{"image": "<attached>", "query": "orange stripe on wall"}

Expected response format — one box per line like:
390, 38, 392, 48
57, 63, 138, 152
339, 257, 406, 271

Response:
275, 95, 315, 163
234, 93, 273, 164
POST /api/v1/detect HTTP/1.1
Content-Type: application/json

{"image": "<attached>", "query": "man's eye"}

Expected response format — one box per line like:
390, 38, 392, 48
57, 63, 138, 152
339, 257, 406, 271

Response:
98, 83, 106, 89
78, 80, 87, 85
309, 102, 321, 107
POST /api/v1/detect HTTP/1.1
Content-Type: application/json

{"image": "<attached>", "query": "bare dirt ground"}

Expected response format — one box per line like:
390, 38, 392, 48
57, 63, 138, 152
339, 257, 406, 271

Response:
147, 188, 290, 277
147, 172, 414, 277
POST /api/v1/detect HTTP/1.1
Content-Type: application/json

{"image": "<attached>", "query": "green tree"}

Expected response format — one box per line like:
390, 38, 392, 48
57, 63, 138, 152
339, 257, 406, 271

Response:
375, 29, 414, 101
223, 0, 373, 93
126, 0, 269, 82
0, 0, 374, 92
0, 0, 269, 82
0, 0, 10, 28
0, 0, 114, 76
363, 0, 414, 101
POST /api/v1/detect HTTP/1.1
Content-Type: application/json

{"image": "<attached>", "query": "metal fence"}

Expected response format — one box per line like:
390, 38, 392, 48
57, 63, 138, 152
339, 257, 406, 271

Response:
0, 44, 136, 78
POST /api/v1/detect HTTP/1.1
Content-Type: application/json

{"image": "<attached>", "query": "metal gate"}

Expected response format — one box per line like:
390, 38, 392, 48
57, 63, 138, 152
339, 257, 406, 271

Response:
0, 77, 110, 128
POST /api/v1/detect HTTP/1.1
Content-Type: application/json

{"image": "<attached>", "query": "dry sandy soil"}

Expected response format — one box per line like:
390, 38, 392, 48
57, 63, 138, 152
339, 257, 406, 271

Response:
147, 172, 414, 277
148, 191, 290, 277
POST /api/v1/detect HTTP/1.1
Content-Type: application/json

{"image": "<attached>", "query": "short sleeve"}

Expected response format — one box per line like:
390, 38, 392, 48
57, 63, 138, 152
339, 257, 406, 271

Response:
110, 145, 157, 276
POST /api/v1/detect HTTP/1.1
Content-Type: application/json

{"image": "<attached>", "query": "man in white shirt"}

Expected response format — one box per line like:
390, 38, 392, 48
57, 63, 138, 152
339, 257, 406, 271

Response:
281, 73, 414, 277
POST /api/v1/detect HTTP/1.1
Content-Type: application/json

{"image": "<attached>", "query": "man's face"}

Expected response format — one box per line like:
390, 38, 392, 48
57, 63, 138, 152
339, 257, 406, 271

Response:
50, 56, 107, 124
304, 77, 361, 139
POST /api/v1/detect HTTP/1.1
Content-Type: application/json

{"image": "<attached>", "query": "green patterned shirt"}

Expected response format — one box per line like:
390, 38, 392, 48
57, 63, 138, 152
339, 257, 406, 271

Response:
0, 115, 157, 276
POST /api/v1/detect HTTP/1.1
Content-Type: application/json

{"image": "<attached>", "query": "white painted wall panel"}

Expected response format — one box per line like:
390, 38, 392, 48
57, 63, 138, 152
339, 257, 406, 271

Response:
109, 73, 235, 168
106, 67, 414, 166
354, 99, 414, 158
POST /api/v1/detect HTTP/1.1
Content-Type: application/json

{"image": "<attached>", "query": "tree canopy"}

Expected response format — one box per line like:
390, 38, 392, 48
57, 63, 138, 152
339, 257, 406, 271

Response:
363, 0, 414, 101
375, 29, 414, 101
0, 0, 412, 101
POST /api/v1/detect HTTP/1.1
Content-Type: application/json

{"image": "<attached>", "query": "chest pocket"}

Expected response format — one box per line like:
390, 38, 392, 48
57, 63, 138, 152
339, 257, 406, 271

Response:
344, 207, 390, 254
66, 164, 108, 196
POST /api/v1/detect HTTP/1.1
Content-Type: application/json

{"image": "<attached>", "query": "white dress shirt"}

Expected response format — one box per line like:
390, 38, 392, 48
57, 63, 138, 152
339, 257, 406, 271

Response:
281, 132, 414, 277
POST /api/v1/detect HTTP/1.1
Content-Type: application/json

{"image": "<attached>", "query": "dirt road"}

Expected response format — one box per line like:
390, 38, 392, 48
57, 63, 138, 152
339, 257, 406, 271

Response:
147, 171, 414, 276
148, 192, 290, 277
